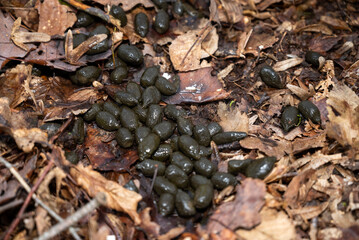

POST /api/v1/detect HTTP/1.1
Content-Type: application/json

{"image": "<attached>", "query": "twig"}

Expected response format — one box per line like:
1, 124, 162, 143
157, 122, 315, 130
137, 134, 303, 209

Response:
62, 0, 110, 23
0, 156, 81, 240
149, 165, 159, 194
0, 199, 24, 214
4, 159, 54, 240
36, 192, 107, 240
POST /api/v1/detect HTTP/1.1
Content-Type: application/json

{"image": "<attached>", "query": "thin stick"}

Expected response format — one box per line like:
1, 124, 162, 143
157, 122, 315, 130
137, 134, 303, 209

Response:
0, 199, 24, 214
0, 156, 81, 240
4, 160, 54, 240
36, 192, 107, 240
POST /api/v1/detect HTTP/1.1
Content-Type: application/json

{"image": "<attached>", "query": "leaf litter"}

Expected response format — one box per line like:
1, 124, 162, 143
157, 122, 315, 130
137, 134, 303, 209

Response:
0, 0, 359, 239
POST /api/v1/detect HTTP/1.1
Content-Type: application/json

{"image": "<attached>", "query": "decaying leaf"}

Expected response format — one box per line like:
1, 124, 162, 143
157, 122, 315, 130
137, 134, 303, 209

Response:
207, 178, 266, 233
164, 67, 231, 104
217, 102, 249, 133
326, 83, 359, 150
11, 128, 48, 153
236, 207, 296, 240
169, 22, 218, 71
240, 136, 290, 159
217, 0, 244, 24
297, 24, 333, 35
70, 164, 142, 224
11, 18, 50, 52
92, 0, 154, 11
65, 30, 108, 64
36, 0, 77, 36
320, 15, 351, 31
245, 33, 278, 56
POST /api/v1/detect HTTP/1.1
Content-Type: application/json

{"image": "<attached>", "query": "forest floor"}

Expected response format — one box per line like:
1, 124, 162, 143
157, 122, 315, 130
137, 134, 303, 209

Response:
0, 0, 359, 239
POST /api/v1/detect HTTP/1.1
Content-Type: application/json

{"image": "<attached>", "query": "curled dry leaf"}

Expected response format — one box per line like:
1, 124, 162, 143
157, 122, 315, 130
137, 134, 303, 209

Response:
286, 83, 315, 100
236, 207, 296, 240
272, 58, 304, 72
70, 164, 142, 224
296, 24, 333, 35
65, 30, 108, 64
257, 0, 281, 11
36, 0, 76, 36
207, 178, 266, 233
11, 18, 50, 52
240, 136, 290, 159
217, 102, 249, 133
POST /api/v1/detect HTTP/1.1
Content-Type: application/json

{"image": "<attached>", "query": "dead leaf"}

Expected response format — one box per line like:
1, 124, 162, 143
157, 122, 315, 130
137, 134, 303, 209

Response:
92, 0, 154, 11
320, 15, 351, 31
169, 22, 217, 71
236, 207, 296, 240
217, 102, 249, 133
245, 33, 278, 56
273, 58, 304, 72
164, 67, 231, 104
70, 164, 142, 224
36, 0, 77, 36
257, 0, 281, 11
236, 29, 253, 57
290, 201, 329, 220
209, 0, 221, 25
297, 24, 333, 35
326, 83, 359, 150
207, 178, 266, 233
11, 18, 50, 52
309, 36, 342, 53
240, 136, 290, 159
12, 128, 48, 153
65, 30, 108, 64
218, 0, 244, 23
0, 11, 36, 67
286, 83, 315, 100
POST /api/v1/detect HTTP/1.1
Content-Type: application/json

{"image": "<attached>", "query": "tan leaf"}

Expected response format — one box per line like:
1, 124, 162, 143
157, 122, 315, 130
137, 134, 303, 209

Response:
218, 0, 243, 23
217, 102, 249, 133
236, 207, 296, 240
70, 164, 142, 224
326, 83, 359, 150
91, 0, 154, 11
297, 24, 333, 35
273, 58, 304, 72
37, 0, 77, 36
169, 22, 217, 71
11, 128, 48, 153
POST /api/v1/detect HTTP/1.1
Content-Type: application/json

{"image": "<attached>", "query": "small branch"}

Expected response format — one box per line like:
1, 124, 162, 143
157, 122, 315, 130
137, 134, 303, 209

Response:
0, 156, 81, 240
36, 192, 107, 240
0, 199, 24, 214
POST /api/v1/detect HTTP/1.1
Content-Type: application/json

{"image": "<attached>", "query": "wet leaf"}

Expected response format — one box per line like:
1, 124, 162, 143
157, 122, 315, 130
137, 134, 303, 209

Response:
164, 67, 231, 104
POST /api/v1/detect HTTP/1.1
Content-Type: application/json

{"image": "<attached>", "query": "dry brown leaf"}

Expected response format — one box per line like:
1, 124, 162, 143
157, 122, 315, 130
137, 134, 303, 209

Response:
326, 85, 359, 150
217, 102, 249, 133
35, 207, 51, 235
218, 0, 244, 23
169, 22, 218, 71
236, 207, 296, 240
209, 0, 221, 25
257, 0, 281, 11
245, 33, 278, 56
320, 15, 351, 31
290, 152, 344, 172
286, 83, 315, 100
70, 164, 142, 224
207, 178, 266, 233
290, 201, 329, 220
273, 58, 304, 72
36, 0, 76, 36
236, 29, 253, 57
297, 24, 333, 35
65, 30, 108, 64
11, 18, 50, 52
0, 11, 35, 67
92, 0, 154, 11
240, 136, 290, 159
318, 228, 343, 240
309, 36, 342, 53
342, 60, 359, 80
11, 128, 48, 153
